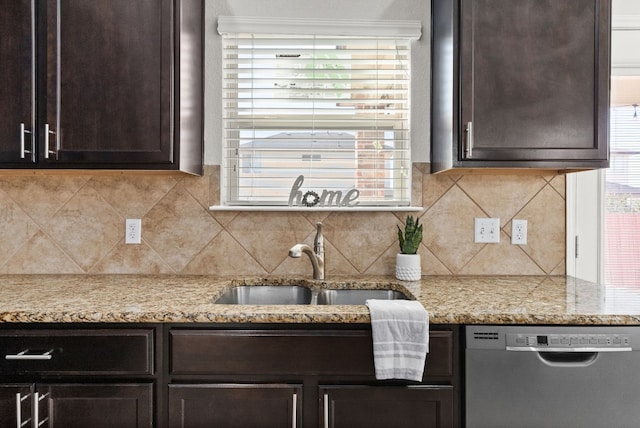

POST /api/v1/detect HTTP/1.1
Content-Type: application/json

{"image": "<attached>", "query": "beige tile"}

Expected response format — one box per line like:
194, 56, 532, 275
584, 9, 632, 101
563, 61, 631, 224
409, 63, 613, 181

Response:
550, 259, 566, 275
90, 240, 174, 274
459, 231, 546, 275
144, 186, 222, 272
45, 186, 122, 271
0, 190, 40, 267
0, 231, 83, 274
225, 212, 314, 272
422, 173, 455, 208
89, 175, 177, 218
182, 231, 268, 275
422, 185, 485, 273
181, 171, 212, 210
0, 175, 88, 225
519, 185, 566, 273
323, 212, 399, 273
363, 243, 453, 276
323, 240, 361, 276
549, 175, 566, 198
458, 175, 546, 221
206, 165, 221, 206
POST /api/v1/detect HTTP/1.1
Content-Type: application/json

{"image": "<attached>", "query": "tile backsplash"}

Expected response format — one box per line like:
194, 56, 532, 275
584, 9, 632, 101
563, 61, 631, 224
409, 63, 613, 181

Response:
0, 164, 565, 276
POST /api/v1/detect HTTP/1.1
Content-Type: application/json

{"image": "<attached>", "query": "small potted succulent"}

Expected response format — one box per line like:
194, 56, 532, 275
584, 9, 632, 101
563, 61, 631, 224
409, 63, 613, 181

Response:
396, 215, 423, 281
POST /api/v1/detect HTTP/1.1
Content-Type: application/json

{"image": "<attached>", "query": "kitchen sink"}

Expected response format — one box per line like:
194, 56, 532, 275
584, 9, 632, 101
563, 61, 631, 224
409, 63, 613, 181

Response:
316, 289, 409, 305
213, 285, 313, 305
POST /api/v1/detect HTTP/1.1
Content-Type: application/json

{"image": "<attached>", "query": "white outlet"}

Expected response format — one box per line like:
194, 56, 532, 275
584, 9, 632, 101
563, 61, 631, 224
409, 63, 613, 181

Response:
125, 219, 142, 244
474, 218, 500, 243
511, 219, 528, 245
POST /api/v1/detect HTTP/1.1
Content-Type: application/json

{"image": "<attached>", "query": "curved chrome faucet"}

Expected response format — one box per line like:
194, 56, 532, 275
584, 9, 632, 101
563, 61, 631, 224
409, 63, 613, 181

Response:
289, 222, 324, 280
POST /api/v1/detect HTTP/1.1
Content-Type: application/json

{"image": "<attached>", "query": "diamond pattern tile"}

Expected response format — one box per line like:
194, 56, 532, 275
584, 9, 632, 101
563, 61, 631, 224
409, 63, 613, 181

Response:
45, 186, 122, 271
144, 184, 222, 272
90, 175, 177, 218
422, 185, 486, 273
0, 165, 567, 276
458, 175, 546, 221
0, 175, 88, 225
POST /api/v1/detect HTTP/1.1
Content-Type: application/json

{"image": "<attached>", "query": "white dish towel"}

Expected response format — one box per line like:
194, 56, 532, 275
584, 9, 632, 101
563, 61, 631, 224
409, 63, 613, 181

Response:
365, 299, 429, 382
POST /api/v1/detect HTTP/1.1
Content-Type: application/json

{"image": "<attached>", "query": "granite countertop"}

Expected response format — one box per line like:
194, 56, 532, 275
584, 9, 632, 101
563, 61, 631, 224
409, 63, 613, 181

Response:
1, 274, 640, 325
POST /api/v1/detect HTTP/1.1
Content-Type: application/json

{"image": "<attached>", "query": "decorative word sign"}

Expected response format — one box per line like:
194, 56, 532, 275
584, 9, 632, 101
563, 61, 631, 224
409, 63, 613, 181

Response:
288, 175, 360, 208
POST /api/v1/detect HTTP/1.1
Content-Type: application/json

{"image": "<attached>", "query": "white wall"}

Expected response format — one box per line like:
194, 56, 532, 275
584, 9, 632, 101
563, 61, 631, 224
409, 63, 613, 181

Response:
203, 0, 431, 165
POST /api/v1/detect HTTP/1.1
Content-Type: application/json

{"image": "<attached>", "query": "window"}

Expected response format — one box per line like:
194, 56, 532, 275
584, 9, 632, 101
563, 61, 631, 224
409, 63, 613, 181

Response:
568, 3, 640, 289
218, 17, 421, 208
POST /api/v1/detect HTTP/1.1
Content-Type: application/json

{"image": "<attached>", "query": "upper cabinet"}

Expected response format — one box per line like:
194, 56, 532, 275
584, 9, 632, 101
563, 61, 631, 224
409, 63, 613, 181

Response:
0, 0, 203, 174
431, 0, 611, 173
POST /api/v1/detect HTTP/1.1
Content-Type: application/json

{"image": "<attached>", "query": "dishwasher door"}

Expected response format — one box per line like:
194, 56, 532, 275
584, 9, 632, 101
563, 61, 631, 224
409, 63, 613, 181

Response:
465, 325, 640, 428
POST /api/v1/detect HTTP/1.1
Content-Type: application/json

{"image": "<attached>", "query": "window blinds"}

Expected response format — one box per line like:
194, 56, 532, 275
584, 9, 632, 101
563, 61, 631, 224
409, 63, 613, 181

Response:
218, 17, 421, 207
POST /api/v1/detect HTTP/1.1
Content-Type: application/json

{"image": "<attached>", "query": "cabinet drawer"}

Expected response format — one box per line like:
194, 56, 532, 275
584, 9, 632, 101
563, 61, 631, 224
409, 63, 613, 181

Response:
170, 329, 453, 378
0, 329, 154, 375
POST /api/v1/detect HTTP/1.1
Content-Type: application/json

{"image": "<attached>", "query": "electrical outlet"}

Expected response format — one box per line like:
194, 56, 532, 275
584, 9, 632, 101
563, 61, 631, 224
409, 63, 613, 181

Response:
125, 219, 142, 244
474, 218, 500, 243
511, 219, 528, 245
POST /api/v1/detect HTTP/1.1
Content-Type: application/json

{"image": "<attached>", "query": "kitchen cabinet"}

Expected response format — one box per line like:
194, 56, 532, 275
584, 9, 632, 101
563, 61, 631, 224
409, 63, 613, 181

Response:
0, 0, 202, 173
169, 384, 302, 428
167, 325, 459, 428
0, 327, 157, 427
320, 385, 453, 428
431, 0, 611, 173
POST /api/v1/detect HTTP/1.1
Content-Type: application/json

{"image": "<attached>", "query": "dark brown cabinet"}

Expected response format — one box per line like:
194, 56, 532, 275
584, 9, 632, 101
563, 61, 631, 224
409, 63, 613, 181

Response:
169, 384, 302, 428
0, 328, 156, 427
431, 0, 611, 173
167, 326, 459, 428
320, 385, 454, 428
0, 0, 202, 173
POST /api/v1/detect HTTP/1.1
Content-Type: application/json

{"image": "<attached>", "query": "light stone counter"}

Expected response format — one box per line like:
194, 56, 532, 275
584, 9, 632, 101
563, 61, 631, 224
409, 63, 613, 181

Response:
0, 274, 639, 325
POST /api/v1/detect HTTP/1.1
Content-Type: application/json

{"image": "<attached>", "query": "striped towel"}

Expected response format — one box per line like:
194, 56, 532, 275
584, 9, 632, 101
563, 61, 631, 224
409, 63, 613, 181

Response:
366, 299, 429, 382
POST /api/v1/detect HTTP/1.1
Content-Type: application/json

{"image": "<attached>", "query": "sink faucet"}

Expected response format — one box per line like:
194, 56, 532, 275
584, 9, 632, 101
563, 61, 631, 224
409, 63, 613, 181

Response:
289, 222, 325, 280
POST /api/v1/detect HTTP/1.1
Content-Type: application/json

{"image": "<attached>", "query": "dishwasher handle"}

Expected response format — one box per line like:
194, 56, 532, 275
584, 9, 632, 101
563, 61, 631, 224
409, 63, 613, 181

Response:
536, 351, 599, 367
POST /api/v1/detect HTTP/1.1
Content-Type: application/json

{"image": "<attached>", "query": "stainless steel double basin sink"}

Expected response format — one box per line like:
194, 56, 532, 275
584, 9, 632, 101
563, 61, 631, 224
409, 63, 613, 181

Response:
213, 285, 409, 305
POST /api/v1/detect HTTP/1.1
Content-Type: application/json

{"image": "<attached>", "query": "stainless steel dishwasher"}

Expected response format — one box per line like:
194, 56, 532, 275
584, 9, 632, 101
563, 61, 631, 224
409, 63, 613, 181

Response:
465, 325, 640, 428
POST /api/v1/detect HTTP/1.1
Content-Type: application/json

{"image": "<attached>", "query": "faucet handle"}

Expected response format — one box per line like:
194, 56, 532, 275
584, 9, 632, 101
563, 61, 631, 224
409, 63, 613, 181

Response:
314, 222, 324, 255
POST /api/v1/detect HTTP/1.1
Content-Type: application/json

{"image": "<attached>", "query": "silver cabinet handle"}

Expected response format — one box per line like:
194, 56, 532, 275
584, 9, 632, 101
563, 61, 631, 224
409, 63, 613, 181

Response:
292, 393, 297, 428
323, 393, 329, 428
44, 124, 57, 160
465, 121, 473, 159
6, 349, 54, 361
16, 393, 31, 428
20, 123, 32, 159
34, 392, 48, 427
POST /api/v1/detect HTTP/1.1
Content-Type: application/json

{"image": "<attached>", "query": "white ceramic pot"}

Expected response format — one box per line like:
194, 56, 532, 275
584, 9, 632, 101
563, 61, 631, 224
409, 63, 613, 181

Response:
395, 253, 421, 281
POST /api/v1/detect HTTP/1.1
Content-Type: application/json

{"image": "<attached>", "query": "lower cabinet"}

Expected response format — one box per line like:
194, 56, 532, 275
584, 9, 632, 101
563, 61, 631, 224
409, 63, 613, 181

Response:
320, 385, 454, 428
0, 383, 152, 428
0, 327, 157, 428
167, 325, 460, 428
168, 383, 302, 428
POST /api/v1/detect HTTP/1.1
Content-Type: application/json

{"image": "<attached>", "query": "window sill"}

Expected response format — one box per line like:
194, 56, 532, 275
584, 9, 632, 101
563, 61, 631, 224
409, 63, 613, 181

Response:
208, 205, 424, 212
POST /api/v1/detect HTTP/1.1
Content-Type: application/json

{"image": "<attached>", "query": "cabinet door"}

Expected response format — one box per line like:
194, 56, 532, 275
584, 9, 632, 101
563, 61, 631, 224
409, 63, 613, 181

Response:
169, 384, 302, 428
42, 0, 173, 166
320, 385, 454, 428
41, 384, 152, 428
0, 0, 35, 164
0, 384, 33, 428
459, 0, 609, 163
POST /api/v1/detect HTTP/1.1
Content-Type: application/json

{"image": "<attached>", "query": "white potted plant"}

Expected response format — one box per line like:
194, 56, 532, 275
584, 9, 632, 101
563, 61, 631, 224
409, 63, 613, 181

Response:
396, 215, 423, 281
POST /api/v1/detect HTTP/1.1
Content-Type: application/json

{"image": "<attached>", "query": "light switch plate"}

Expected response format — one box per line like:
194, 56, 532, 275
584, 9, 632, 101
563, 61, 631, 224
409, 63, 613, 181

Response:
474, 218, 500, 243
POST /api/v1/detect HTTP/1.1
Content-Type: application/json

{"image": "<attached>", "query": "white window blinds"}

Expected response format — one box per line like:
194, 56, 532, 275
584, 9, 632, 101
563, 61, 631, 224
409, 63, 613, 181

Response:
218, 17, 421, 208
